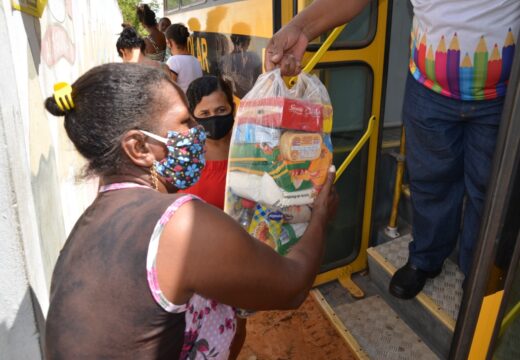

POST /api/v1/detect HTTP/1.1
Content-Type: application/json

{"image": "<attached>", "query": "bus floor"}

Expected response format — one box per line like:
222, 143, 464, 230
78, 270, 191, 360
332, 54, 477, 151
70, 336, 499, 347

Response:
237, 295, 356, 360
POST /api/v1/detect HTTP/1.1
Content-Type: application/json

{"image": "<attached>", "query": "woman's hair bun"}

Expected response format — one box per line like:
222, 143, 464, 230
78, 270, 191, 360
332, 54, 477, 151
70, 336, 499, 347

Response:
116, 26, 144, 55
136, 4, 157, 26
44, 96, 67, 117
120, 26, 139, 39
165, 23, 190, 45
181, 25, 190, 38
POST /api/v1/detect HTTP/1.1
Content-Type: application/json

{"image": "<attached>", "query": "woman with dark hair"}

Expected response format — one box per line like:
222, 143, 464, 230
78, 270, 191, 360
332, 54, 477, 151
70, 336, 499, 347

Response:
165, 23, 203, 92
136, 3, 166, 61
180, 76, 234, 210
43, 63, 338, 359
116, 26, 171, 78
159, 17, 173, 61
158, 17, 172, 33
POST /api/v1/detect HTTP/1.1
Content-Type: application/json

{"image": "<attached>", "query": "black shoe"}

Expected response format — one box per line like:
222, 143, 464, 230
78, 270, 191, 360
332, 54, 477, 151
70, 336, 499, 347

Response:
389, 262, 442, 300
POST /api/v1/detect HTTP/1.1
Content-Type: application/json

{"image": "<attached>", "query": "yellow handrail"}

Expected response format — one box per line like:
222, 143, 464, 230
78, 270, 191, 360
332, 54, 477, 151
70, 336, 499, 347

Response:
287, 23, 375, 183
499, 300, 520, 338
289, 24, 347, 86
386, 127, 406, 237
335, 116, 376, 183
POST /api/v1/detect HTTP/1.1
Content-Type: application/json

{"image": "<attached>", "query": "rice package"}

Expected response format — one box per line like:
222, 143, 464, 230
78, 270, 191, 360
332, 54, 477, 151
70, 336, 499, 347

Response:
224, 69, 333, 255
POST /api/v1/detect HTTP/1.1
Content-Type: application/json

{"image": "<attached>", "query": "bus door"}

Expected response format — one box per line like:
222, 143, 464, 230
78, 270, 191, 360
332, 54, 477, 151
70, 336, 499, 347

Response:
278, 0, 391, 295
452, 33, 520, 360
166, 0, 392, 296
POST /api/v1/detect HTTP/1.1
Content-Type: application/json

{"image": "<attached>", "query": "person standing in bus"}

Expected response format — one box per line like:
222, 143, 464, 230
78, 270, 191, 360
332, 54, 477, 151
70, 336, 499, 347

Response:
266, 0, 520, 299
136, 4, 167, 62
165, 23, 203, 93
220, 32, 262, 98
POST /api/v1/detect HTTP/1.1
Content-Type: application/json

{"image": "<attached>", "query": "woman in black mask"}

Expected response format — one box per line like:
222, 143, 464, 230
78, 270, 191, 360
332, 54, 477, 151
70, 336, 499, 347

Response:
181, 76, 235, 210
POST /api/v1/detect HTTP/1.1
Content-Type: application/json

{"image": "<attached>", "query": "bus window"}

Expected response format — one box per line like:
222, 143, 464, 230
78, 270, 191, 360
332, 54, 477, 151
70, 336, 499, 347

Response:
181, 0, 205, 8
299, 0, 377, 48
311, 64, 373, 270
165, 0, 180, 12
313, 64, 372, 133
165, 0, 208, 12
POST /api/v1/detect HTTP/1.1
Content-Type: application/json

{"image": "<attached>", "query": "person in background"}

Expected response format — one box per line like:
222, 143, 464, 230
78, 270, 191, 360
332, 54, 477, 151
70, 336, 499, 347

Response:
165, 23, 203, 93
159, 17, 172, 34
180, 76, 234, 210
158, 17, 171, 33
44, 63, 338, 359
181, 75, 246, 359
220, 33, 262, 98
116, 26, 171, 78
266, 0, 520, 299
136, 3, 166, 62
158, 17, 172, 61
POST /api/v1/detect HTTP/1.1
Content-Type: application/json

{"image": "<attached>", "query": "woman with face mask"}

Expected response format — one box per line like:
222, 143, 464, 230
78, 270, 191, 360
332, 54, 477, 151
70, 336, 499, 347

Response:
43, 63, 338, 360
179, 76, 234, 210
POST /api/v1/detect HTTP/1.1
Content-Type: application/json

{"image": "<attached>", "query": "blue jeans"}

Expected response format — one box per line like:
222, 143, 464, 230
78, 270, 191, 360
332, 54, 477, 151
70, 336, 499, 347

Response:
403, 74, 504, 276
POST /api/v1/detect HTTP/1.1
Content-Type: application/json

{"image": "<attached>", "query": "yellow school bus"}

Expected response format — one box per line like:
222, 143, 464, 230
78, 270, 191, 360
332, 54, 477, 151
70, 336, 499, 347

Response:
165, 1, 520, 359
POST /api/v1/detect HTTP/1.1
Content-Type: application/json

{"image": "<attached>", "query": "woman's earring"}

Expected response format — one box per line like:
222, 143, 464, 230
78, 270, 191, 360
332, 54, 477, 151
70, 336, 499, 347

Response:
150, 165, 159, 190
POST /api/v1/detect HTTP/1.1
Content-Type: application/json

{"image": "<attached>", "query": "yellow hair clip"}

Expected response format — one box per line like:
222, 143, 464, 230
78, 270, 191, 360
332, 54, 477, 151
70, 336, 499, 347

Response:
53, 82, 74, 112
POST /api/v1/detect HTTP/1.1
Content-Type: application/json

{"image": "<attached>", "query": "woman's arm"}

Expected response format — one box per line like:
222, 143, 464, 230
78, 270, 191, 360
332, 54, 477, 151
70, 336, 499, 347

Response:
157, 168, 338, 310
165, 57, 179, 82
160, 63, 177, 82
169, 70, 178, 82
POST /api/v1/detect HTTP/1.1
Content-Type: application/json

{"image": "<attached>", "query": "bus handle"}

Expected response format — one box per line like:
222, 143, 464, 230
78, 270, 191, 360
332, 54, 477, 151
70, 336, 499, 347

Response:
287, 23, 375, 183
335, 115, 376, 183
288, 24, 347, 87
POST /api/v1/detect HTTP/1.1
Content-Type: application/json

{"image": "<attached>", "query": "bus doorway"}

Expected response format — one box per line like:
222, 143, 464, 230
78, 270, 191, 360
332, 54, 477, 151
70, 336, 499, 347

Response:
165, 1, 520, 358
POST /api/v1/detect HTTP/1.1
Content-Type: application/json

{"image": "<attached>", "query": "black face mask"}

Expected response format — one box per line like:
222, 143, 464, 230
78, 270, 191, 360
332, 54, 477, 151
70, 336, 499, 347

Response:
195, 113, 234, 140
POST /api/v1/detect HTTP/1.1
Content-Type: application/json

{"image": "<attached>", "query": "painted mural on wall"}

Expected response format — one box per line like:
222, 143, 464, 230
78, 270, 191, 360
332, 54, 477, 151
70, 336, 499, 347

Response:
3, 0, 123, 293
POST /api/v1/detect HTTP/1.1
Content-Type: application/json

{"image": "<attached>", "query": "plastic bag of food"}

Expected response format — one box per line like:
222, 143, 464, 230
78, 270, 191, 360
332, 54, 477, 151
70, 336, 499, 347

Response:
224, 69, 333, 255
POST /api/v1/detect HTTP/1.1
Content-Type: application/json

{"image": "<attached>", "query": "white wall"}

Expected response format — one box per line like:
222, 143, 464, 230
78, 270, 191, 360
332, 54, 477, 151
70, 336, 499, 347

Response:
0, 1, 123, 358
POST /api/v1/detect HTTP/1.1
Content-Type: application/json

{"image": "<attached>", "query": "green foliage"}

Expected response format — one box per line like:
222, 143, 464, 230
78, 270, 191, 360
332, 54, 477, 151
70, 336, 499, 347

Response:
117, 0, 160, 36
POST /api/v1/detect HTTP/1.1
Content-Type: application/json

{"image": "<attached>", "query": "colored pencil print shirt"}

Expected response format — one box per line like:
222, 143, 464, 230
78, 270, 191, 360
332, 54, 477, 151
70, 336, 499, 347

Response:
410, 0, 520, 100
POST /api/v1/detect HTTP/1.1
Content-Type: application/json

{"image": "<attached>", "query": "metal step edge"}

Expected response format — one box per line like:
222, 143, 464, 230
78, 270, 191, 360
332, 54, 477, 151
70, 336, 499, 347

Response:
312, 289, 439, 360
367, 247, 456, 332
311, 289, 370, 360
367, 244, 461, 359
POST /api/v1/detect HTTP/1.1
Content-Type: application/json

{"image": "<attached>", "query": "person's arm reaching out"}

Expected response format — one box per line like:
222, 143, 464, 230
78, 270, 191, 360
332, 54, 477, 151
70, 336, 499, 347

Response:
158, 166, 339, 311
266, 0, 370, 75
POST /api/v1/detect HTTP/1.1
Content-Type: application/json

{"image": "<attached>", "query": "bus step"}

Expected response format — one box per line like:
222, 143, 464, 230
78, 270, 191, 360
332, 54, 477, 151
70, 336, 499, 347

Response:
367, 234, 465, 359
313, 287, 439, 360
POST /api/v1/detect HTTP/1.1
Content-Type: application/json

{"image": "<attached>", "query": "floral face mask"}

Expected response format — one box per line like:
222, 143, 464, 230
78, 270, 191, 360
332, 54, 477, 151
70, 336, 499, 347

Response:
140, 126, 206, 189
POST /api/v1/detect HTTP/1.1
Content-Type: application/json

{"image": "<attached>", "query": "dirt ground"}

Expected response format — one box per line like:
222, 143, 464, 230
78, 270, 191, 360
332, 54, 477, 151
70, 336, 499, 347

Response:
237, 295, 356, 360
